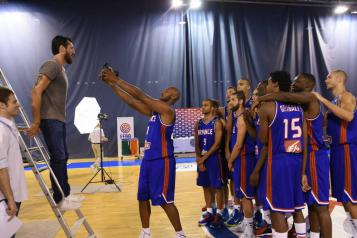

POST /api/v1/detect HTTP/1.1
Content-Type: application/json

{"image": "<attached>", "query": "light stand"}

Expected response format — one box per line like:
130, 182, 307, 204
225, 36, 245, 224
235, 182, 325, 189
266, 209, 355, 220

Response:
81, 117, 121, 192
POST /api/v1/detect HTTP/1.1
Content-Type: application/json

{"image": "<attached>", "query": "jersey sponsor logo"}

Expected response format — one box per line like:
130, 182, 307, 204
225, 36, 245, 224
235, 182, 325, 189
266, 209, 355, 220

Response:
144, 140, 151, 150
284, 139, 302, 153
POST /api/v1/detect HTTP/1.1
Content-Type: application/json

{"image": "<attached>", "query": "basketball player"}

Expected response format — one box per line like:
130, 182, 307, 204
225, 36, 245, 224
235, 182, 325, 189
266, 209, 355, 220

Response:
250, 71, 309, 238
237, 78, 264, 227
101, 69, 186, 238
195, 99, 225, 228
313, 70, 357, 237
244, 80, 273, 237
227, 91, 255, 237
256, 73, 332, 238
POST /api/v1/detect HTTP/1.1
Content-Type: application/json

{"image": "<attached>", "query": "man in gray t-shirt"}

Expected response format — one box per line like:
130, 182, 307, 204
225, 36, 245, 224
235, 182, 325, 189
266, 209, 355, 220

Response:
27, 35, 83, 211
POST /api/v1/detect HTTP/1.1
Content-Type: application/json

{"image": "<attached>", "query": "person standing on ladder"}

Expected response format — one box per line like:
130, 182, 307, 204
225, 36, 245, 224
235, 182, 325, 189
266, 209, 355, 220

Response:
88, 123, 108, 173
27, 35, 84, 211
0, 87, 28, 238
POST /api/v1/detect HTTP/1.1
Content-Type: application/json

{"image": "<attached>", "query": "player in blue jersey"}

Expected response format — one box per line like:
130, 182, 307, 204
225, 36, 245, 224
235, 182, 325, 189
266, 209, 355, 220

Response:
101, 69, 186, 238
237, 78, 265, 227
250, 71, 309, 238
244, 80, 273, 236
313, 70, 357, 236
256, 73, 332, 238
226, 91, 255, 237
195, 99, 224, 228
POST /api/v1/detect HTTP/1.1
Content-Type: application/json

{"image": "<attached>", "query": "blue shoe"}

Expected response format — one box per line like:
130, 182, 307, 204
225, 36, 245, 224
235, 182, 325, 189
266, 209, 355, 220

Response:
253, 209, 264, 228
221, 208, 229, 222
198, 212, 214, 226
225, 209, 244, 227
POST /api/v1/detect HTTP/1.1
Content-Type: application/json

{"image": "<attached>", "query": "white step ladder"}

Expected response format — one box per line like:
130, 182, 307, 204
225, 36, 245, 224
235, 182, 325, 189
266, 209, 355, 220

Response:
0, 67, 96, 238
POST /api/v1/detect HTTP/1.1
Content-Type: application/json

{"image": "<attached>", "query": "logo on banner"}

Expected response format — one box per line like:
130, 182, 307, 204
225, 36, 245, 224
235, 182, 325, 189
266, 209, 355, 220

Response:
120, 123, 131, 133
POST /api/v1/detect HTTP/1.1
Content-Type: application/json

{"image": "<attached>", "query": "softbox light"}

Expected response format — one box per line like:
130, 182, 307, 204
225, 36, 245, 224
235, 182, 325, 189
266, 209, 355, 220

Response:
74, 97, 101, 134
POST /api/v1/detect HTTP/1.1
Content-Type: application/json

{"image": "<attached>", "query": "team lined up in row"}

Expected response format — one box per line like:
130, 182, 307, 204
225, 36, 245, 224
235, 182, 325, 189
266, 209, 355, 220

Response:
194, 70, 357, 238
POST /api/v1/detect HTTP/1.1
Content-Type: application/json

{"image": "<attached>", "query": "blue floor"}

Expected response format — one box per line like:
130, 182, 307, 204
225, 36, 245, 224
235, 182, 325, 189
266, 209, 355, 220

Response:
25, 157, 196, 170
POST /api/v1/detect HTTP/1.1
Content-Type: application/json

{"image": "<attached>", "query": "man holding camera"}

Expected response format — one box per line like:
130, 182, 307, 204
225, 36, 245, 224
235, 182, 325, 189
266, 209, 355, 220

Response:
27, 35, 84, 211
101, 68, 186, 238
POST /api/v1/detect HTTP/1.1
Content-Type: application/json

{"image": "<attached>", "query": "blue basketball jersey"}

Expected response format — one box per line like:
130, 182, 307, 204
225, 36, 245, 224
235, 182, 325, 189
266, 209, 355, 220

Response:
306, 109, 326, 151
243, 97, 256, 155
254, 114, 263, 155
198, 117, 218, 154
327, 98, 357, 147
143, 112, 175, 160
229, 114, 238, 151
269, 101, 304, 155
245, 97, 254, 109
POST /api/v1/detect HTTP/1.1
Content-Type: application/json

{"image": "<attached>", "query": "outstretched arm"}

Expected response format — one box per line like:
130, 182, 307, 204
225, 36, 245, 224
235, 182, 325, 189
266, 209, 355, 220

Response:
313, 92, 355, 122
301, 118, 310, 192
108, 83, 151, 117
102, 69, 173, 117
258, 92, 315, 105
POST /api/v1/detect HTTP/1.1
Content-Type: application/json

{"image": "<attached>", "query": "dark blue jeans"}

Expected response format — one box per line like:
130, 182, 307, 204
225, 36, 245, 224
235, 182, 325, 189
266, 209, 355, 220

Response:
40, 119, 70, 203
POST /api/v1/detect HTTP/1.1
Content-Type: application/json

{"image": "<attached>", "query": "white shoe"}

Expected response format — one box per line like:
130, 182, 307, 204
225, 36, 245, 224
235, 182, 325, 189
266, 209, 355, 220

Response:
240, 224, 255, 238
229, 220, 246, 233
66, 194, 85, 203
58, 198, 81, 211
175, 231, 187, 238
139, 230, 151, 238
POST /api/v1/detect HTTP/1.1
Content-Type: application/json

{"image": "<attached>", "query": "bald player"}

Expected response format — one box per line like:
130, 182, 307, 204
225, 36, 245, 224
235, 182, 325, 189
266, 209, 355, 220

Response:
101, 69, 185, 238
314, 70, 357, 237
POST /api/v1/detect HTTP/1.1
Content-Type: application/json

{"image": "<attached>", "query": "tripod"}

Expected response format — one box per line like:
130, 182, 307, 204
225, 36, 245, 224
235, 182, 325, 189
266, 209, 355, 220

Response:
81, 118, 121, 192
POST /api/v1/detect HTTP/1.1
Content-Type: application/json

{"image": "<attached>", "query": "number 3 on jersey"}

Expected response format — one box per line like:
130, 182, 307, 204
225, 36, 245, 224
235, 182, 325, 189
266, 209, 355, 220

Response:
283, 118, 302, 153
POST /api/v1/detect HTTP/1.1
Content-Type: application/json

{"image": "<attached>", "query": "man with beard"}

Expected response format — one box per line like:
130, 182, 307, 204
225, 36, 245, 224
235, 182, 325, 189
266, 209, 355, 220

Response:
27, 35, 83, 211
244, 80, 273, 237
250, 71, 309, 238
255, 73, 332, 238
101, 68, 185, 238
227, 91, 255, 238
195, 99, 224, 228
313, 70, 357, 237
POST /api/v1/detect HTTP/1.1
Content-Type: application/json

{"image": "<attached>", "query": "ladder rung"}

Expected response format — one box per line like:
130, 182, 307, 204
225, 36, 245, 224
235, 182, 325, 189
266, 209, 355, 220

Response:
70, 217, 86, 236
25, 146, 44, 153
38, 165, 48, 173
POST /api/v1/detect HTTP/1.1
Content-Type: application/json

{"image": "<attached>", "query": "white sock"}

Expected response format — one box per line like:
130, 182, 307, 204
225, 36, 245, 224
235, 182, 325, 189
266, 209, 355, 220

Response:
347, 212, 352, 219
175, 230, 186, 237
274, 231, 288, 238
217, 209, 223, 215
211, 203, 217, 209
231, 196, 235, 201
207, 207, 213, 214
244, 216, 253, 224
234, 204, 241, 210
310, 232, 320, 238
295, 222, 306, 238
264, 209, 272, 224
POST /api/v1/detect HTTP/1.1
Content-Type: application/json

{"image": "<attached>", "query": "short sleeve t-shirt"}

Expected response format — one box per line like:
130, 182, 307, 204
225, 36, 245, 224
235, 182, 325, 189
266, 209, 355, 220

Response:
38, 59, 68, 122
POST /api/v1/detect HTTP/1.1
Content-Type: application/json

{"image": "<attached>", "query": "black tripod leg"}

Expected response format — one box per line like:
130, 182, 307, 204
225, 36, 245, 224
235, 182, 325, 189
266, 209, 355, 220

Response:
81, 168, 101, 192
102, 168, 121, 191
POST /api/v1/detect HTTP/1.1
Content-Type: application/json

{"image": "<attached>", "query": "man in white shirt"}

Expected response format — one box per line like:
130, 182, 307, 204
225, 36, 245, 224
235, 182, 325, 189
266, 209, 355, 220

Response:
0, 87, 28, 237
88, 123, 107, 172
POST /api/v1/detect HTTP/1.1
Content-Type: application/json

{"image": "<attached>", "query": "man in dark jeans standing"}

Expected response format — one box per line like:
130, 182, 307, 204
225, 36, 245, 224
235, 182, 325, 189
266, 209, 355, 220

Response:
27, 35, 84, 211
